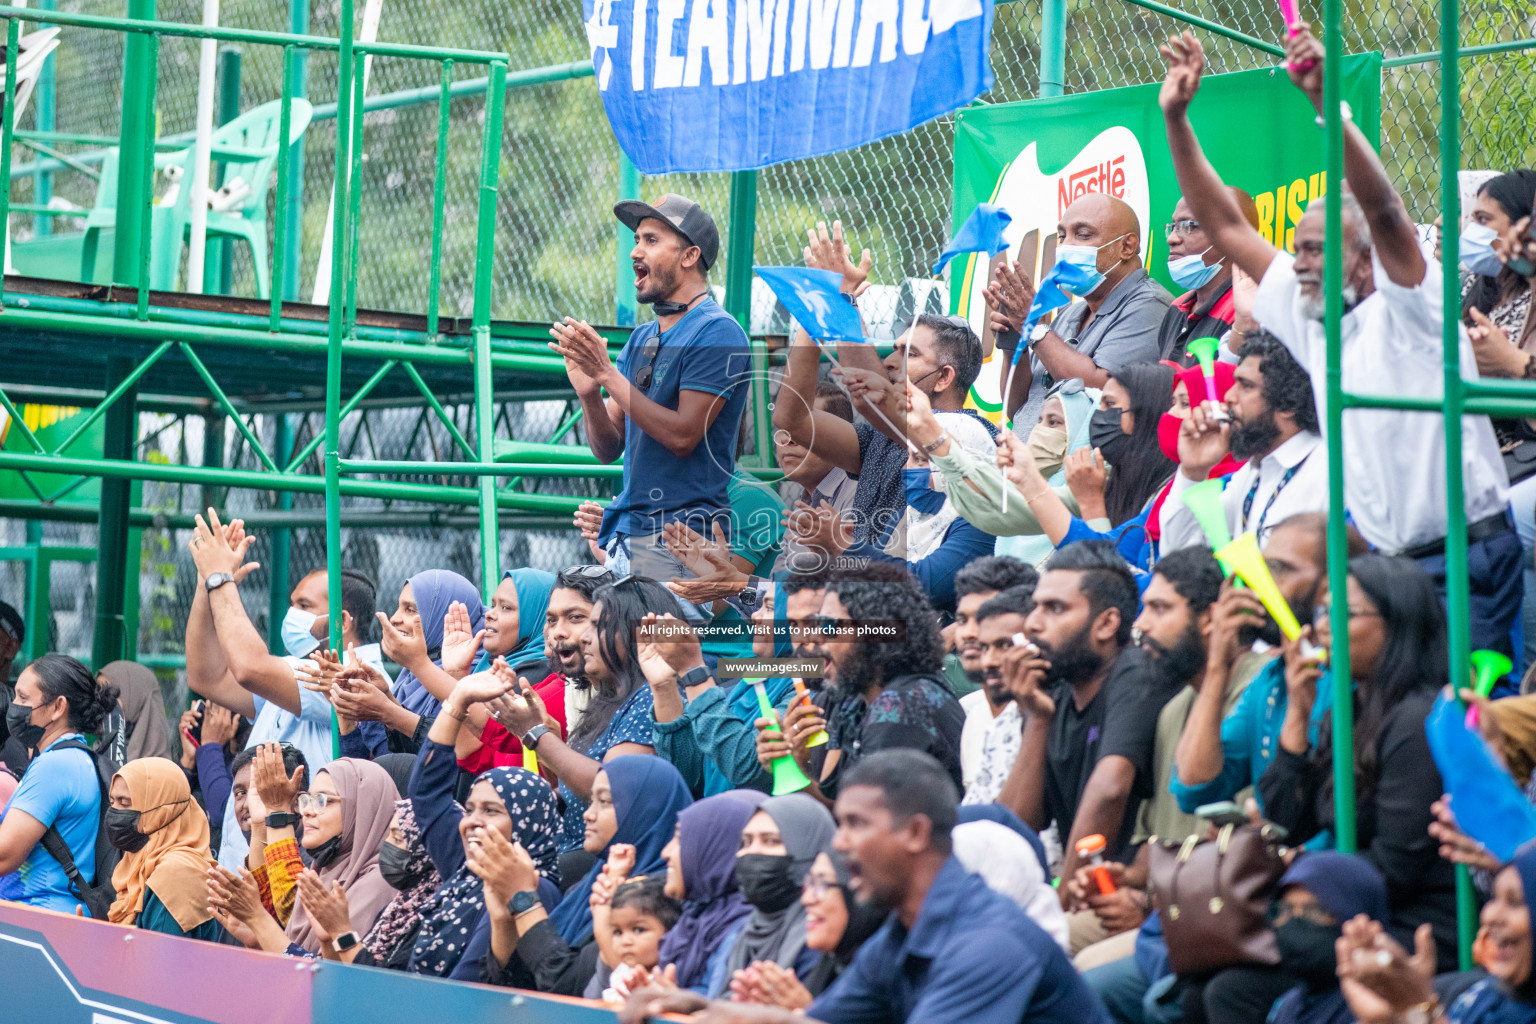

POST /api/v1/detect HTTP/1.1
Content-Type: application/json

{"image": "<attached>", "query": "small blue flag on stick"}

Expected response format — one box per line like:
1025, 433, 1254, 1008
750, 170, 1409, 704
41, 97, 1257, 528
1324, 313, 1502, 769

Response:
933, 203, 1012, 275
1009, 260, 1101, 368
756, 267, 867, 342
1425, 693, 1536, 862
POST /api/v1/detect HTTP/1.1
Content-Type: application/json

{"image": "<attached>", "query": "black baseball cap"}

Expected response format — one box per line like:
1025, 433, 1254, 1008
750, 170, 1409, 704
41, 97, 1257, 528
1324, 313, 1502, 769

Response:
614, 194, 720, 270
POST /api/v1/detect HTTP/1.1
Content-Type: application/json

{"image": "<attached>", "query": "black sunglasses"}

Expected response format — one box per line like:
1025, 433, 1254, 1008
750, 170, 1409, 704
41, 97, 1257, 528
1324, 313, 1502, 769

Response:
634, 335, 662, 391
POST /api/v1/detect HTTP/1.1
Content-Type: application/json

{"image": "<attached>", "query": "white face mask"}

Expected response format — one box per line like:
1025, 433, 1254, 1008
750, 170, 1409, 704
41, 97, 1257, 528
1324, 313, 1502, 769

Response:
281, 607, 321, 659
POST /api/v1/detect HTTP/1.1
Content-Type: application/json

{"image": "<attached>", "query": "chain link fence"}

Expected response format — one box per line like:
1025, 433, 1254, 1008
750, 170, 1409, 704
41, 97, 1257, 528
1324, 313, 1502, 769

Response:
4, 0, 1533, 669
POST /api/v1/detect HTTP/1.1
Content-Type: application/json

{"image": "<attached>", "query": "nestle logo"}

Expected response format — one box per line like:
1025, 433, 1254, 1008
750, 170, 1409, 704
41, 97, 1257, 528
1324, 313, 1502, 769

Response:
1058, 156, 1128, 218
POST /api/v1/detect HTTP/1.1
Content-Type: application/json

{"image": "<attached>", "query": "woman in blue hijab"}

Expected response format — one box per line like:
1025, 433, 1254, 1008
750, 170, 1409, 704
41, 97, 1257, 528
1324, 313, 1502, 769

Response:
1339, 844, 1536, 1024
1269, 852, 1389, 1024
471, 568, 557, 674
483, 754, 692, 995
385, 569, 484, 718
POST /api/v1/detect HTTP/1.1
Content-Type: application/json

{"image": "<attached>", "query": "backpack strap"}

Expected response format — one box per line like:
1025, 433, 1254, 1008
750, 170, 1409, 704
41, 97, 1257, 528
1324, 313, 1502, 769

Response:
35, 738, 109, 892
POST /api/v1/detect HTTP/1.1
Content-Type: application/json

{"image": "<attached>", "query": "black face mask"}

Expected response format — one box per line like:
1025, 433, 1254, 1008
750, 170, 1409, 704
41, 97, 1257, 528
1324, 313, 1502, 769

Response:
308, 834, 344, 870
1276, 918, 1343, 989
736, 853, 801, 913
106, 807, 150, 853
1088, 407, 1134, 466
378, 842, 426, 891
5, 702, 44, 750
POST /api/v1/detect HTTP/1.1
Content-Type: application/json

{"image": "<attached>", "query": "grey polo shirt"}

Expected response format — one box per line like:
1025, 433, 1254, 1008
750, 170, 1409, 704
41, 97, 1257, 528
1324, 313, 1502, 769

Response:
1011, 268, 1172, 433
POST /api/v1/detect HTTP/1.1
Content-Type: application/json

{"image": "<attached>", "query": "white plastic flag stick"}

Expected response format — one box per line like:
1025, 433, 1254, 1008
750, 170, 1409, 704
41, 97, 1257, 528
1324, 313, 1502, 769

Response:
185, 0, 220, 293
816, 339, 921, 458
311, 0, 383, 305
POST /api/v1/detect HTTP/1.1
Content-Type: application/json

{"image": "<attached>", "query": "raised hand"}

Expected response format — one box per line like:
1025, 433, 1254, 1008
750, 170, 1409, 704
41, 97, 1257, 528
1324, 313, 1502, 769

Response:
983, 250, 1035, 337
548, 318, 617, 393
200, 701, 241, 747
1335, 917, 1436, 1024
636, 613, 705, 687
1064, 448, 1109, 515
574, 500, 609, 564
253, 741, 305, 813
1467, 307, 1526, 378
804, 220, 872, 298
177, 708, 201, 767
377, 611, 429, 672
785, 500, 854, 557
1282, 22, 1325, 103
207, 864, 267, 925
1206, 582, 1269, 677
189, 508, 260, 584
466, 825, 539, 908
606, 843, 637, 881
1427, 795, 1500, 873
440, 601, 486, 680
296, 869, 354, 945
1178, 401, 1233, 476
487, 659, 545, 735
996, 431, 1045, 493
1158, 32, 1206, 117
296, 648, 343, 696
451, 669, 514, 707
999, 642, 1054, 719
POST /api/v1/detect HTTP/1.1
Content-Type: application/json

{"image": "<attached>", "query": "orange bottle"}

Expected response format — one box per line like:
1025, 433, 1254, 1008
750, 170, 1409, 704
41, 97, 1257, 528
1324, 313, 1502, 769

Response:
1075, 834, 1117, 894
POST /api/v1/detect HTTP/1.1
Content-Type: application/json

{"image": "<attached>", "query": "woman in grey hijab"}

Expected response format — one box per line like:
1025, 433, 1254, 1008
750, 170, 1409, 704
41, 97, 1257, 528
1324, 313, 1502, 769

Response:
718, 792, 835, 994
97, 661, 171, 762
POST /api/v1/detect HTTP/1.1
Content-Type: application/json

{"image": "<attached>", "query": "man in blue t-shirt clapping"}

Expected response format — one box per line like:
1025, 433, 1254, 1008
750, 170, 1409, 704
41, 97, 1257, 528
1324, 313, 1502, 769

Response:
550, 194, 752, 583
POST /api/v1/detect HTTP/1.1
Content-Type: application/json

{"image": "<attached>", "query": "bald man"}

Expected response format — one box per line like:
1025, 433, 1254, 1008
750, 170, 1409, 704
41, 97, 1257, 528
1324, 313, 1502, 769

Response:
1157, 188, 1260, 367
994, 193, 1172, 429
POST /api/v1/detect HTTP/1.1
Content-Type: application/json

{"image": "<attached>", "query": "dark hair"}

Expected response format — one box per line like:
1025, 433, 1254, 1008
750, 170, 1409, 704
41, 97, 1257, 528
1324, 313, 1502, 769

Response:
610, 874, 682, 930
1318, 554, 1446, 809
340, 568, 378, 645
1151, 546, 1223, 615
1044, 540, 1139, 645
814, 379, 855, 424
975, 584, 1037, 623
1461, 169, 1536, 324
231, 741, 310, 789
955, 556, 1038, 601
826, 576, 944, 682
28, 654, 117, 734
909, 315, 983, 397
1103, 362, 1177, 525
842, 750, 958, 855
782, 569, 830, 596
1236, 331, 1319, 434
555, 565, 615, 603
571, 577, 680, 751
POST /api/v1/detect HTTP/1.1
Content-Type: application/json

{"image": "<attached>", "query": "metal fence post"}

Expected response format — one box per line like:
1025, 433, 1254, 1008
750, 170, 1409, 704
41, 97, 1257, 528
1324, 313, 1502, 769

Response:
92, 356, 137, 669
211, 44, 241, 294
472, 61, 507, 595
112, 0, 156, 287
32, 0, 56, 236
724, 170, 766, 466
268, 413, 293, 655
283, 0, 308, 302
614, 153, 639, 327
1039, 0, 1065, 96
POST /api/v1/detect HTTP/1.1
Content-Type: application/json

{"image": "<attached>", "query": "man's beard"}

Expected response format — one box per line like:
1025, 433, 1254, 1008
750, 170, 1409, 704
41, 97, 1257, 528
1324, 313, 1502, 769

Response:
1300, 283, 1359, 321
636, 265, 678, 305
828, 643, 882, 702
1141, 623, 1209, 688
1229, 408, 1282, 461
1035, 624, 1105, 688
982, 676, 1011, 706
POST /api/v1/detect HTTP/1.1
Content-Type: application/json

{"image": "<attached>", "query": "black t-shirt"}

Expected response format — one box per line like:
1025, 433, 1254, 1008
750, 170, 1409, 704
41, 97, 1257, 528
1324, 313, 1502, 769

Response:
1043, 647, 1173, 862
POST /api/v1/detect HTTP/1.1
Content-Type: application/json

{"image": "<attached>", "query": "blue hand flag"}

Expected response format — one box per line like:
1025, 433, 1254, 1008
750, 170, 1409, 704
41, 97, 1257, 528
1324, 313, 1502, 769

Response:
1009, 259, 1102, 367
933, 203, 1012, 274
1425, 693, 1536, 862
756, 267, 866, 343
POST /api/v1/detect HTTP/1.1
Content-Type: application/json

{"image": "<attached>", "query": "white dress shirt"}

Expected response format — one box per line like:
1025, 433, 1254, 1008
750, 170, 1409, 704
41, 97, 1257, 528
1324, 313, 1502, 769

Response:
958, 688, 993, 789
1160, 431, 1330, 552
1252, 251, 1508, 553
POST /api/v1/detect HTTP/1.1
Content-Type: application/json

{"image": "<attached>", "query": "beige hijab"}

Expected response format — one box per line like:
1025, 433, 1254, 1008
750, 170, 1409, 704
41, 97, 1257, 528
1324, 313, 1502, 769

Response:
108, 757, 215, 932
285, 757, 399, 952
98, 661, 172, 761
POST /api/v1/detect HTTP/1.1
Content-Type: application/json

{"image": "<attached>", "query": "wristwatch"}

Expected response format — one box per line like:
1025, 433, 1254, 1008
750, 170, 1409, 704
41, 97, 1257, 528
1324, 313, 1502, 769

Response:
265, 812, 301, 830
736, 586, 762, 608
677, 665, 710, 689
333, 931, 361, 951
205, 572, 235, 591
521, 724, 550, 750
921, 432, 950, 454
1029, 323, 1051, 345
510, 890, 540, 915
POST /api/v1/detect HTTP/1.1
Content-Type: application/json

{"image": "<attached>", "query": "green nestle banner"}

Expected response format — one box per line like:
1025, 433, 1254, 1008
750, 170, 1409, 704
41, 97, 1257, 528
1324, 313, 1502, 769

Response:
951, 54, 1382, 415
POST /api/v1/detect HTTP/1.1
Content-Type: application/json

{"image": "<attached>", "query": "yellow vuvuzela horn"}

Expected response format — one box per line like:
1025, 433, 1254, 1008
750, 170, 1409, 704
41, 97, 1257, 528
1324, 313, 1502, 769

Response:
1214, 532, 1302, 641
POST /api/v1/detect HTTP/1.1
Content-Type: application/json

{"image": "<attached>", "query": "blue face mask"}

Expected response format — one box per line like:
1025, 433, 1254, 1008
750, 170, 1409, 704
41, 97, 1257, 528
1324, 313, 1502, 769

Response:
281, 606, 321, 659
1054, 232, 1128, 297
903, 468, 948, 515
1459, 223, 1506, 278
1167, 247, 1223, 290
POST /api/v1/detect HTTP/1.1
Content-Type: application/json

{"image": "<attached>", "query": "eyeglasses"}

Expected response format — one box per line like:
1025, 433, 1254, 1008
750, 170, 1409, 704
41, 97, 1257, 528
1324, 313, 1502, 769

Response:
607, 573, 650, 593
802, 871, 842, 900
634, 335, 662, 391
1268, 899, 1335, 929
297, 792, 343, 814
1165, 219, 1202, 238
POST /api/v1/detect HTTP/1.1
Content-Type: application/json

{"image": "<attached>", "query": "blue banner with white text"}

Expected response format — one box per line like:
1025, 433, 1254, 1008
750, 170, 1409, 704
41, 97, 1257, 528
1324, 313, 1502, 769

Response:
582, 0, 995, 173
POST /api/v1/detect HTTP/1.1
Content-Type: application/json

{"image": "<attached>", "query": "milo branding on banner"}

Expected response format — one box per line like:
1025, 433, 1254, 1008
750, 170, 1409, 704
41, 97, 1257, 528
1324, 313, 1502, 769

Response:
949, 56, 1382, 420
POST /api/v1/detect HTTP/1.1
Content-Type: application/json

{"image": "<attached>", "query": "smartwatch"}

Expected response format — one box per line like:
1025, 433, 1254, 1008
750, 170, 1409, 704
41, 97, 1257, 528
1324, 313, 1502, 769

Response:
521, 724, 550, 750
511, 890, 540, 915
334, 931, 361, 951
677, 665, 711, 690
265, 812, 301, 830
205, 572, 235, 592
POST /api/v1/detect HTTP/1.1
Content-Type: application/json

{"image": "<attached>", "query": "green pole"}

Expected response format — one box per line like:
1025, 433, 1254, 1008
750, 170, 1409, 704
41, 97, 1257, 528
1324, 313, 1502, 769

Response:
283, 0, 309, 302
1320, 0, 1355, 857
324, 0, 355, 758
1039, 0, 1065, 96
1434, 0, 1477, 969
472, 61, 508, 596
615, 153, 640, 327
212, 45, 242, 295
268, 413, 293, 656
112, 0, 156, 287
91, 356, 137, 670
33, 0, 56, 236
724, 170, 766, 466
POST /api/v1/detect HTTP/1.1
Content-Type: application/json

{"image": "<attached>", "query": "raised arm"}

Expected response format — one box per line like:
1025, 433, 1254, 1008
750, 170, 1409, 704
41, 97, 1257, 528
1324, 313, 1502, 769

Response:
1283, 23, 1425, 287
1159, 32, 1280, 282
773, 328, 863, 476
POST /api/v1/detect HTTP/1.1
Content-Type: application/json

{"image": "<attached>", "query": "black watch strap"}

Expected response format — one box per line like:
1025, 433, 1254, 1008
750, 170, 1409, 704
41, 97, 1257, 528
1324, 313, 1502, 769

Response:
511, 890, 540, 915
678, 665, 711, 689
522, 724, 550, 750
265, 812, 300, 830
